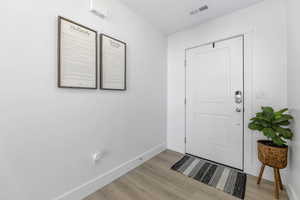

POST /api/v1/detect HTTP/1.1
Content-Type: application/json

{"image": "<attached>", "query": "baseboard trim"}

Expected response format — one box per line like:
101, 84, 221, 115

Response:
286, 184, 298, 200
246, 167, 274, 182
53, 143, 166, 200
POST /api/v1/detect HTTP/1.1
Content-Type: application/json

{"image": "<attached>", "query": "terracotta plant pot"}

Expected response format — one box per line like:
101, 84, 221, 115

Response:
257, 140, 288, 169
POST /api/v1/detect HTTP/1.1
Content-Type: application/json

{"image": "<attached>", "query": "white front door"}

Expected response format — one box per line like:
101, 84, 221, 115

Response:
186, 36, 244, 170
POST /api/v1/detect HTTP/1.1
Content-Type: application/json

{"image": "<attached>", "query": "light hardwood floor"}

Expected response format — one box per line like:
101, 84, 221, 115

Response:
84, 150, 288, 200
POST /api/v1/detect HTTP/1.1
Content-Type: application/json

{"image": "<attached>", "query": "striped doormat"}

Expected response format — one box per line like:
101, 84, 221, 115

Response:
171, 155, 247, 199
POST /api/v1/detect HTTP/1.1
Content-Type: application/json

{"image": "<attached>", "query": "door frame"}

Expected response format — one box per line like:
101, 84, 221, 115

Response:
184, 34, 245, 171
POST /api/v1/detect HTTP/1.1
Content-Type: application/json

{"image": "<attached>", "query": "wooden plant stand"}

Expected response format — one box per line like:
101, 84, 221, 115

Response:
256, 140, 288, 199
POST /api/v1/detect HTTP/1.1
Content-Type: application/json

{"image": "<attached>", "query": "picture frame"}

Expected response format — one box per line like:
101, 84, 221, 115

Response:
58, 16, 98, 89
100, 34, 127, 91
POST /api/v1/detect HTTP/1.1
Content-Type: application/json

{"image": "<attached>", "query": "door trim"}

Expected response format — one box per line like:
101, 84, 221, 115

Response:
184, 34, 245, 171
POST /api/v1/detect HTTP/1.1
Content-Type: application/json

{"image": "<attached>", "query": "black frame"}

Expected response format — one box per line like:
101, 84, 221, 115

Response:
58, 16, 98, 89
100, 34, 127, 91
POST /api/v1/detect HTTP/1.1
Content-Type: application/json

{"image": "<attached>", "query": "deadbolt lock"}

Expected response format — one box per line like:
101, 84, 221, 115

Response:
235, 91, 243, 104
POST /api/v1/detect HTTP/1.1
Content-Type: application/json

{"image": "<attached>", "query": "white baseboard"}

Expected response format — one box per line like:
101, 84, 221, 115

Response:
53, 143, 167, 200
286, 184, 298, 200
246, 167, 274, 182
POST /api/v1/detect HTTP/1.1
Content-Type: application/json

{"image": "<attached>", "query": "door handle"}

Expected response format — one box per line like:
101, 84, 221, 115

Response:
236, 107, 242, 112
235, 91, 242, 104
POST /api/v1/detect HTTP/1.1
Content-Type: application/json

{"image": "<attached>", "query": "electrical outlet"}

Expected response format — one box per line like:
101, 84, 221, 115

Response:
92, 151, 104, 164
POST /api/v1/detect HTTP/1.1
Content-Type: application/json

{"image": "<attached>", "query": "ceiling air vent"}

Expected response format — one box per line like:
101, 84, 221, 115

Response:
190, 5, 208, 15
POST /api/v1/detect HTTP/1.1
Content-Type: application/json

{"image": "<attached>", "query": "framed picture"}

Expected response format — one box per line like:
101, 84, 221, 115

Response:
100, 34, 126, 90
58, 16, 98, 89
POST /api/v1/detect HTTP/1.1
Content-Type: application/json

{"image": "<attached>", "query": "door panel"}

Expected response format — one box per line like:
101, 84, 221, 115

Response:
186, 37, 244, 170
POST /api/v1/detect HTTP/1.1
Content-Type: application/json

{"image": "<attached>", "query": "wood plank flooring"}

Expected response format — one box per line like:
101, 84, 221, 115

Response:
84, 150, 289, 200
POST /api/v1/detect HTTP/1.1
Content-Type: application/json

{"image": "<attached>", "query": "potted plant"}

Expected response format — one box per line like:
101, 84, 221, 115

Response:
248, 106, 294, 198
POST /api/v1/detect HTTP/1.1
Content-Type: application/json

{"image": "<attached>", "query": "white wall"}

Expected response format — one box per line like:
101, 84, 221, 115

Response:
286, 0, 300, 199
0, 0, 167, 199
167, 0, 287, 180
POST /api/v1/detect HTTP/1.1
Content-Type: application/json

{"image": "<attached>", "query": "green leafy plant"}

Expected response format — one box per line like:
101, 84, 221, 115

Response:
248, 107, 294, 147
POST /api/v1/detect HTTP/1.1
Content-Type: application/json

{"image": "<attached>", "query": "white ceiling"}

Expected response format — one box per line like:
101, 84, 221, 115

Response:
120, 0, 263, 35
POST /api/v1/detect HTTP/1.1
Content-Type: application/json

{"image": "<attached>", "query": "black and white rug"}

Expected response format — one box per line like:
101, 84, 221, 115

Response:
171, 155, 247, 199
